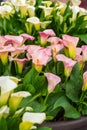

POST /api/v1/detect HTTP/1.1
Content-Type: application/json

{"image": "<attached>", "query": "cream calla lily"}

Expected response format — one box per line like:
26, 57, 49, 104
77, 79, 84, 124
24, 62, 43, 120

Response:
9, 91, 31, 113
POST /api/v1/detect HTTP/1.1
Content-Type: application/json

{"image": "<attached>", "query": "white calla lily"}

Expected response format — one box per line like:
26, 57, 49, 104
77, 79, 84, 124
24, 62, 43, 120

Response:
16, 4, 28, 17
71, 0, 81, 6
0, 76, 20, 106
27, 5, 35, 17
0, 105, 9, 119
22, 112, 46, 124
26, 17, 40, 33
39, 6, 53, 17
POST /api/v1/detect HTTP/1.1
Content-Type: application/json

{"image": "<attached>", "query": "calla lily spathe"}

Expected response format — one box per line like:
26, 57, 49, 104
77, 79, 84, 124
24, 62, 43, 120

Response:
0, 76, 20, 106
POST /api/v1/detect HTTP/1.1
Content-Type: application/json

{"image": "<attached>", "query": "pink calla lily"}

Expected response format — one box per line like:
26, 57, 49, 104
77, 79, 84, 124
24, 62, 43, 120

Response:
11, 45, 28, 58
47, 36, 63, 45
44, 72, 61, 93
32, 48, 52, 66
4, 35, 24, 47
62, 34, 79, 47
82, 45, 87, 62
0, 44, 15, 65
82, 71, 87, 91
48, 44, 64, 61
20, 33, 35, 43
10, 57, 28, 74
56, 54, 77, 77
39, 29, 56, 46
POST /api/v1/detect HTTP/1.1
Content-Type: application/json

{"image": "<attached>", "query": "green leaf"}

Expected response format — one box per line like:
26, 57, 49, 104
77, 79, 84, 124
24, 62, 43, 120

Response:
23, 67, 39, 85
37, 126, 52, 130
0, 118, 8, 130
76, 34, 87, 44
32, 75, 48, 95
66, 80, 81, 102
54, 96, 81, 119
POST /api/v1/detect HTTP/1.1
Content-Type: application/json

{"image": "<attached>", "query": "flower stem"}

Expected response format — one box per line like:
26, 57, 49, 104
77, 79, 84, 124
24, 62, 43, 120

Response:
44, 93, 49, 105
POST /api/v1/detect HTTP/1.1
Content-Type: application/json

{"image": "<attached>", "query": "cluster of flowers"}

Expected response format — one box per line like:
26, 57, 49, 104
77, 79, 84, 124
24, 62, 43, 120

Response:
0, 29, 87, 129
0, 0, 87, 44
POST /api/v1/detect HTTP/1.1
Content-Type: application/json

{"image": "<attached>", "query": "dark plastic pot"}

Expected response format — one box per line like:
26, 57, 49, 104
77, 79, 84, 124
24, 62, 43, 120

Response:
42, 116, 87, 130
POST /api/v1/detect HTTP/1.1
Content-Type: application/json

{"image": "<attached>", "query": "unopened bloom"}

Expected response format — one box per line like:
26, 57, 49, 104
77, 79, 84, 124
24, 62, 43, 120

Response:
82, 71, 87, 91
44, 72, 61, 93
82, 45, 87, 62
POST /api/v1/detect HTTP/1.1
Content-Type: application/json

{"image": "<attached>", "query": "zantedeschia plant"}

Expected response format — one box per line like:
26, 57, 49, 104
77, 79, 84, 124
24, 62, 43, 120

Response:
0, 0, 87, 129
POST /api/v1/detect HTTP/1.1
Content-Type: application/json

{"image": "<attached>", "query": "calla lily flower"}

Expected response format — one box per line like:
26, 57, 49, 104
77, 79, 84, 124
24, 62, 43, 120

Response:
26, 17, 40, 34
19, 121, 33, 130
71, 0, 81, 6
39, 29, 56, 46
20, 33, 35, 42
82, 45, 87, 62
40, 21, 51, 29
4, 35, 24, 47
11, 45, 28, 58
26, 0, 36, 6
27, 5, 35, 17
39, 5, 53, 17
0, 36, 8, 46
22, 112, 46, 124
44, 72, 61, 93
82, 71, 87, 91
0, 44, 15, 65
0, 4, 14, 19
0, 76, 20, 106
11, 0, 26, 5
62, 34, 79, 47
10, 57, 28, 74
27, 45, 43, 59
32, 48, 52, 72
48, 44, 64, 62
47, 36, 63, 45
16, 4, 28, 18
9, 91, 31, 113
62, 35, 79, 59
41, 1, 52, 7
0, 105, 9, 119
56, 54, 77, 77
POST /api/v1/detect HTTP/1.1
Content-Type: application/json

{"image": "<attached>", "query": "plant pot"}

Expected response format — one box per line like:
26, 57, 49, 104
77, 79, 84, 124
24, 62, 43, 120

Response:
41, 116, 87, 130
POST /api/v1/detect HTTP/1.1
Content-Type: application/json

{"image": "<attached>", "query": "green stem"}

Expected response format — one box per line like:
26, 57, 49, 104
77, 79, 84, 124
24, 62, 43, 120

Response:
54, 62, 57, 74
44, 93, 49, 105
80, 91, 86, 102
25, 93, 41, 107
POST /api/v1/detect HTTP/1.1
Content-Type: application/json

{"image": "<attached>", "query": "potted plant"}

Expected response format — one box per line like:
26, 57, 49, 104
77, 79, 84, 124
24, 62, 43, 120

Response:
0, 0, 87, 130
